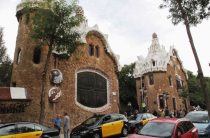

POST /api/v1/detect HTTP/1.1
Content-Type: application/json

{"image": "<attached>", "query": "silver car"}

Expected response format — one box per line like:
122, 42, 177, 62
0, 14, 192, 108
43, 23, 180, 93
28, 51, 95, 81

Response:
185, 111, 210, 137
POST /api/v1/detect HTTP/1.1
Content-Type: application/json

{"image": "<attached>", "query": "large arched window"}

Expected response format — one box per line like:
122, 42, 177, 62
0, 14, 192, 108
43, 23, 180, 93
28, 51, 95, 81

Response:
77, 71, 107, 108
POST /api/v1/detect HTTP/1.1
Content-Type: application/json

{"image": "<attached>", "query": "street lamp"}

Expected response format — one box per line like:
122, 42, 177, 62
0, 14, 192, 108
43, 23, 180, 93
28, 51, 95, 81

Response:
140, 86, 147, 112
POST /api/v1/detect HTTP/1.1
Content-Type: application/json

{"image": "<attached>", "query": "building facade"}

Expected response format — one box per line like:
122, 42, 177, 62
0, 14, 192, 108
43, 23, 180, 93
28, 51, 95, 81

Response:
2, 0, 121, 127
134, 33, 190, 113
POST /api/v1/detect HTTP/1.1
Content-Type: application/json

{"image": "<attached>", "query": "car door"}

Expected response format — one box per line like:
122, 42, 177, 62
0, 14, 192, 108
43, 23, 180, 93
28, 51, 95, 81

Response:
101, 115, 113, 137
182, 121, 197, 138
111, 114, 124, 135
175, 121, 193, 138
142, 114, 149, 125
16, 123, 42, 138
0, 124, 16, 138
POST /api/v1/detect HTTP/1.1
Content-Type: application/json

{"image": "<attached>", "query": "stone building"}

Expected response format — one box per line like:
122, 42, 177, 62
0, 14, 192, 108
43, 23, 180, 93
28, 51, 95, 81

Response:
133, 33, 190, 114
2, 0, 121, 127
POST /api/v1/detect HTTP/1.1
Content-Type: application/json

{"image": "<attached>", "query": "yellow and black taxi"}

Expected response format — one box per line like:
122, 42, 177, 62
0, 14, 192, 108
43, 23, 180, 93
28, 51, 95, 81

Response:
128, 113, 156, 133
71, 113, 129, 138
0, 122, 59, 138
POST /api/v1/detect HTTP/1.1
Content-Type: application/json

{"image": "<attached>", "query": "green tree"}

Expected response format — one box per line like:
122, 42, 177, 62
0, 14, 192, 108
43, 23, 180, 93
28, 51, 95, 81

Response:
0, 28, 12, 87
160, 0, 210, 116
119, 63, 138, 113
0, 28, 6, 63
187, 71, 204, 108
24, 0, 84, 123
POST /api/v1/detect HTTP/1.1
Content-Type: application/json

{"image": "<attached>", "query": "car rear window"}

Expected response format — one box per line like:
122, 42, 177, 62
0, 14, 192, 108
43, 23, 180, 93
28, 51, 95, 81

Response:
186, 112, 209, 123
139, 122, 175, 137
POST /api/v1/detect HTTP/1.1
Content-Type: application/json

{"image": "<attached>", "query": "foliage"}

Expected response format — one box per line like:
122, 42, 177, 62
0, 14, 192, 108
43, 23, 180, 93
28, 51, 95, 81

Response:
0, 28, 6, 63
26, 0, 84, 56
160, 0, 210, 115
0, 28, 12, 87
187, 71, 210, 109
160, 0, 210, 26
119, 63, 138, 112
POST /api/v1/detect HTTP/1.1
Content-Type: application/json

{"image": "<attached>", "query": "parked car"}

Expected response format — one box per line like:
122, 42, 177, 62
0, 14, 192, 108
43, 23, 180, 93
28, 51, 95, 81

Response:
0, 122, 59, 138
128, 118, 198, 138
128, 113, 156, 133
71, 113, 128, 138
185, 111, 210, 137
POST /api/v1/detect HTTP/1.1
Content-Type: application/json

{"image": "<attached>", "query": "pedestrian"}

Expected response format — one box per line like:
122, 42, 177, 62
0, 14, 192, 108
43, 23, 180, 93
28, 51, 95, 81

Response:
124, 112, 128, 118
165, 107, 170, 118
159, 109, 165, 117
179, 109, 185, 118
152, 110, 158, 116
53, 114, 62, 134
173, 110, 177, 117
63, 112, 70, 138
176, 110, 180, 118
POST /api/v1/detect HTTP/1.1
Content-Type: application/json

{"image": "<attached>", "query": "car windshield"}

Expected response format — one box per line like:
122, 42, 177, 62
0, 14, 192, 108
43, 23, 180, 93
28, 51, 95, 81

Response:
185, 112, 209, 123
136, 114, 143, 121
82, 116, 102, 126
38, 124, 49, 131
139, 122, 175, 137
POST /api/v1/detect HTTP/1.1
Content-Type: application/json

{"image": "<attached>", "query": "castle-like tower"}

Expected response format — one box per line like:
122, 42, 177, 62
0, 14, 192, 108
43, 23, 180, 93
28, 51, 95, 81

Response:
10, 0, 121, 126
134, 33, 190, 113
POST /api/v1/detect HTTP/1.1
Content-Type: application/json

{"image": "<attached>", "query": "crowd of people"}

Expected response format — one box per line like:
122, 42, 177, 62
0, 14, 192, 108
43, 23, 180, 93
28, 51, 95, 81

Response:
53, 112, 70, 138
124, 107, 188, 119
152, 107, 187, 118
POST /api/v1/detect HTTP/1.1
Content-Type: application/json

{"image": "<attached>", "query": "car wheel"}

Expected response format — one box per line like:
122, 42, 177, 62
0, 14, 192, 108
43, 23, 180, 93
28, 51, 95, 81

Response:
121, 127, 128, 136
93, 133, 100, 138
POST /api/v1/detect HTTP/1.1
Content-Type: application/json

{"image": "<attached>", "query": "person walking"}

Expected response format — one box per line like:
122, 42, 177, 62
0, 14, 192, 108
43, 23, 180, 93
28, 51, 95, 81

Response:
53, 114, 62, 134
63, 112, 70, 138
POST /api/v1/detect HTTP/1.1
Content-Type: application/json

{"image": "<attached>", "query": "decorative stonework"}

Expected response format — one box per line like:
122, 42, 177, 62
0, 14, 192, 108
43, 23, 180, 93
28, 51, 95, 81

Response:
76, 20, 121, 71
134, 33, 185, 78
50, 69, 63, 84
48, 87, 62, 103
16, 1, 121, 71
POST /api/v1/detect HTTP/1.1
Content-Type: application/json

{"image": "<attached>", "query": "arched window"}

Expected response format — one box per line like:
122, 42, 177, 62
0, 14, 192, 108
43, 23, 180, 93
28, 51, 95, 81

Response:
95, 46, 99, 58
152, 60, 155, 66
33, 47, 41, 64
16, 48, 21, 64
88, 44, 94, 56
169, 75, 172, 86
149, 74, 154, 85
77, 71, 107, 108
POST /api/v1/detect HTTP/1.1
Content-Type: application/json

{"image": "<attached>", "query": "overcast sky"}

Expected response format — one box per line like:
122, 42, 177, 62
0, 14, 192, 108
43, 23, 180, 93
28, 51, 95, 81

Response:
0, 0, 210, 76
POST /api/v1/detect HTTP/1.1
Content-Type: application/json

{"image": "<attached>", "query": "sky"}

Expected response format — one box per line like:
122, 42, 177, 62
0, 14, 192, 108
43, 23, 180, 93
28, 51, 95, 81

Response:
0, 0, 210, 76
